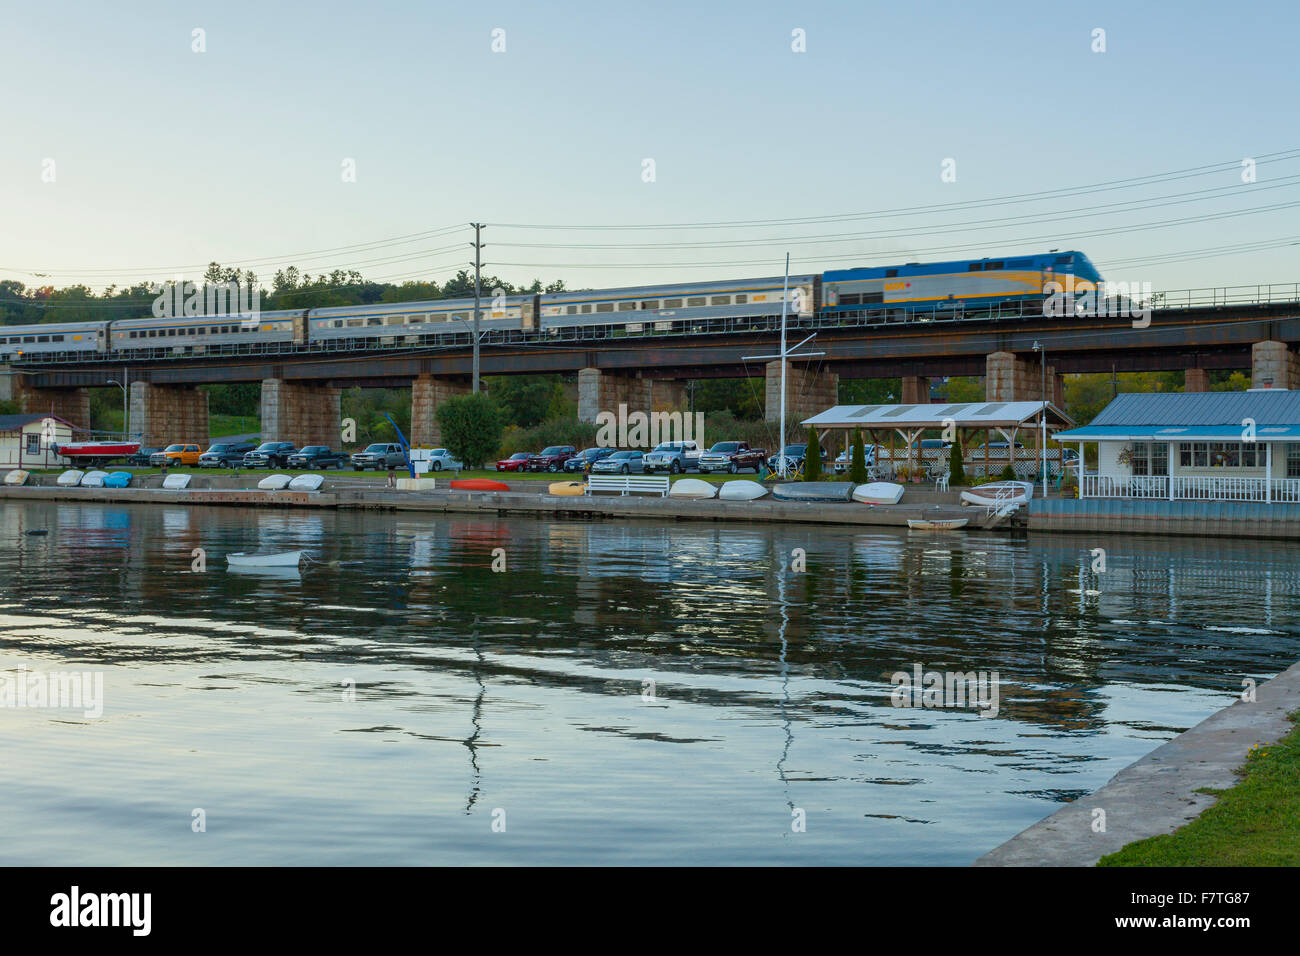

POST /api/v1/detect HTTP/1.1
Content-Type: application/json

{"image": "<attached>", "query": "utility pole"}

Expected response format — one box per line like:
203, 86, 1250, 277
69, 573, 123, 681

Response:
470, 223, 485, 393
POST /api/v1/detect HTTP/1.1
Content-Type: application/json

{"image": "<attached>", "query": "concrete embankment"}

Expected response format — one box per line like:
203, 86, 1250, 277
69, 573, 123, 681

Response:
0, 478, 989, 530
976, 659, 1300, 866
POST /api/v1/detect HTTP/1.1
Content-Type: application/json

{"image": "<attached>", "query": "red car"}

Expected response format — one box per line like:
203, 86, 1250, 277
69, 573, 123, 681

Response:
495, 452, 530, 472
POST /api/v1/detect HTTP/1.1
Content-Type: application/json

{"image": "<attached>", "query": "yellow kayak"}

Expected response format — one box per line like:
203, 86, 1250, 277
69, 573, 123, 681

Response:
548, 481, 586, 496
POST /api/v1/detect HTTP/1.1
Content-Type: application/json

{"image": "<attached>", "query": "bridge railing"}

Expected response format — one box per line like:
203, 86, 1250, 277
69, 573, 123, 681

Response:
1148, 283, 1300, 310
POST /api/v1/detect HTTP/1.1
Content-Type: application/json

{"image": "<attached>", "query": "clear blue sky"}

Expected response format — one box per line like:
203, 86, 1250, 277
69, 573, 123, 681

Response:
3, 0, 1298, 293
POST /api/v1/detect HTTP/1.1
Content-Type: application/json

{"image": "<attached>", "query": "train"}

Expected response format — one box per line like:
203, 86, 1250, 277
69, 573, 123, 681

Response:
0, 250, 1101, 362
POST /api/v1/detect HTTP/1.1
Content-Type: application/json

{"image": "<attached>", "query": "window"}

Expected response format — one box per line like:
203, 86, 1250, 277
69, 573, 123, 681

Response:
387, 315, 405, 325
618, 302, 636, 311
1242, 444, 1258, 467
367, 317, 382, 326
347, 318, 364, 328
640, 300, 659, 310
863, 292, 884, 305
985, 261, 1004, 270
734, 294, 747, 304
52, 334, 64, 342
1055, 255, 1072, 264
1131, 441, 1149, 476
331, 320, 344, 328
581, 304, 592, 314
1152, 442, 1168, 475
886, 269, 898, 277
26, 434, 40, 455
406, 315, 424, 324
839, 294, 861, 306
968, 264, 981, 271
687, 297, 706, 307
1288, 444, 1300, 478
662, 298, 683, 308
37, 335, 49, 342
710, 295, 730, 306
595, 303, 614, 313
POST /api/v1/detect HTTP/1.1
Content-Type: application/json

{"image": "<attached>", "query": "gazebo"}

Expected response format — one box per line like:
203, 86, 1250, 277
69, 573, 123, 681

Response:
801, 401, 1076, 480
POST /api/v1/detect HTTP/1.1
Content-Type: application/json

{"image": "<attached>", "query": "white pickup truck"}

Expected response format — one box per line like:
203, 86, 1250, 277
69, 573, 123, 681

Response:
642, 440, 701, 474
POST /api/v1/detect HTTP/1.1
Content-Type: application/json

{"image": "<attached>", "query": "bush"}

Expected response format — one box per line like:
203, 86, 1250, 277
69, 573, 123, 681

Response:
948, 440, 966, 485
1000, 464, 1016, 481
803, 426, 823, 481
435, 393, 503, 468
849, 428, 869, 485
497, 418, 599, 459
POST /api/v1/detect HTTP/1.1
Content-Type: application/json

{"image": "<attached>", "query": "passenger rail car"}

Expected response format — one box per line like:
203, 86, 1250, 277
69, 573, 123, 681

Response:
309, 295, 535, 348
0, 321, 108, 359
111, 309, 300, 355
822, 251, 1100, 318
538, 275, 817, 337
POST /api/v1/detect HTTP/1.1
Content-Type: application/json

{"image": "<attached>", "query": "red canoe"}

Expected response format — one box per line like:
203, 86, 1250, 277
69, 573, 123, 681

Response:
449, 478, 510, 492
55, 441, 140, 458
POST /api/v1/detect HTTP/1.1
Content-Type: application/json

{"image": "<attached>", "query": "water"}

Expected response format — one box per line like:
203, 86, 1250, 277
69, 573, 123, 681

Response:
1, 499, 1297, 865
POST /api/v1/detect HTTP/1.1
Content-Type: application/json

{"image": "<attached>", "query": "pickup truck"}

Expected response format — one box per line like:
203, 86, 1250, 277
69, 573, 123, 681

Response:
198, 441, 256, 468
150, 444, 203, 467
697, 441, 767, 474
243, 442, 297, 469
286, 446, 348, 469
642, 440, 701, 474
351, 443, 407, 471
526, 445, 576, 472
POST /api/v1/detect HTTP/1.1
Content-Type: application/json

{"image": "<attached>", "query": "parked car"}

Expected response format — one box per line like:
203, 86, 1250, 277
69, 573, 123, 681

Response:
495, 452, 531, 472
527, 445, 577, 472
834, 444, 878, 474
286, 446, 347, 469
243, 441, 297, 468
564, 447, 616, 473
126, 447, 160, 466
150, 443, 202, 467
424, 448, 463, 472
642, 440, 701, 474
198, 441, 256, 468
698, 441, 768, 474
351, 443, 406, 471
766, 443, 829, 474
590, 450, 645, 475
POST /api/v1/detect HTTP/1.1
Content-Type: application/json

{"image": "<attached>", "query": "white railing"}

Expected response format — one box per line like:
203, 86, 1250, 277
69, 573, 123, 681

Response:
1081, 473, 1300, 503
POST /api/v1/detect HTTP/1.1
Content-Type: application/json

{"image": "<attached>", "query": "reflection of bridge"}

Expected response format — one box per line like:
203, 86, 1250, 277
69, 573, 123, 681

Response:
5, 290, 1300, 450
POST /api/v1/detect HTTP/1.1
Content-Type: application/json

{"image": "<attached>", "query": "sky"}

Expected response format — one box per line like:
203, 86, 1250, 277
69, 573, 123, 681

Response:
3, 0, 1299, 296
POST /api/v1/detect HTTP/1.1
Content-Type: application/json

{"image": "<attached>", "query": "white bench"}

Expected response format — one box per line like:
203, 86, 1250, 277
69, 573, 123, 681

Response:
585, 475, 670, 497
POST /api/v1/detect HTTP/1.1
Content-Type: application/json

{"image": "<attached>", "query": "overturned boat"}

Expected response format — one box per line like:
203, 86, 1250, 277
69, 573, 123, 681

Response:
771, 482, 854, 503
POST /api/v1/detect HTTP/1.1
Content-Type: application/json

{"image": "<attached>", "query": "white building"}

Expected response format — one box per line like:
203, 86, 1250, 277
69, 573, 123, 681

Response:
0, 414, 74, 470
1055, 391, 1300, 503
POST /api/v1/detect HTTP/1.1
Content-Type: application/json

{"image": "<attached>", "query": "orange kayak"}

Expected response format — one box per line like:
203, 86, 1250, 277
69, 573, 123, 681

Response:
449, 478, 510, 492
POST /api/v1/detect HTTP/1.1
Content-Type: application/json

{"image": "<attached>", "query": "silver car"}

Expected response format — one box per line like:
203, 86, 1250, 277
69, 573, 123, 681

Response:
590, 450, 645, 475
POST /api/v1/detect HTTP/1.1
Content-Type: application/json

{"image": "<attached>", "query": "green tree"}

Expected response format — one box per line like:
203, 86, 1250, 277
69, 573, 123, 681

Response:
849, 428, 869, 484
948, 438, 966, 485
435, 393, 503, 468
804, 426, 823, 481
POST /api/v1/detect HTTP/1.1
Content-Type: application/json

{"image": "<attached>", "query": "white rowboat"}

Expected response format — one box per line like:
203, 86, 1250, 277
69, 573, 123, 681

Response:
718, 480, 769, 501
227, 550, 305, 568
907, 517, 969, 531
852, 481, 904, 505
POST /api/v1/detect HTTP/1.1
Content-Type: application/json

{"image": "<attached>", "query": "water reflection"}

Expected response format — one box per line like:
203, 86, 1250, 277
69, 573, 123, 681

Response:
1, 500, 1298, 865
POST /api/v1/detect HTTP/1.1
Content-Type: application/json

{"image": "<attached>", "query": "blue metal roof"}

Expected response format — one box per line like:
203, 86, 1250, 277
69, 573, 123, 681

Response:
1057, 390, 1300, 441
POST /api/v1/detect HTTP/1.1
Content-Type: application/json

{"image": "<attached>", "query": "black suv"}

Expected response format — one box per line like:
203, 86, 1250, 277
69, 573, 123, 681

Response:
198, 441, 257, 468
286, 446, 348, 469
243, 442, 297, 468
563, 447, 616, 474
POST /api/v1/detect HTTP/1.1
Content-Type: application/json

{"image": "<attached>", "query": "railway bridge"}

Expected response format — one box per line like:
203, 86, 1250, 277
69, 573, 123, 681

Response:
4, 289, 1300, 448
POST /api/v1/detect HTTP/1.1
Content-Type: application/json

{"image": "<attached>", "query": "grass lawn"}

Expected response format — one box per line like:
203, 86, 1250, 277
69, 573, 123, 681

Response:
1098, 711, 1300, 866
208, 415, 260, 438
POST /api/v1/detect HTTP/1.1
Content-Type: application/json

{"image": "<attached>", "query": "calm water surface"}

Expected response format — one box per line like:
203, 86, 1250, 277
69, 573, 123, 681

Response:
1, 499, 1297, 865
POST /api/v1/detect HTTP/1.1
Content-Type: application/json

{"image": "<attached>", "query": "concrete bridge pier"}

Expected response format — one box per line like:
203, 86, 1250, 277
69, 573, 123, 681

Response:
410, 374, 470, 446
1184, 367, 1210, 392
11, 376, 92, 430
260, 379, 341, 447
985, 351, 1061, 404
764, 361, 838, 429
577, 368, 686, 422
130, 381, 209, 447
901, 375, 931, 404
1252, 341, 1299, 389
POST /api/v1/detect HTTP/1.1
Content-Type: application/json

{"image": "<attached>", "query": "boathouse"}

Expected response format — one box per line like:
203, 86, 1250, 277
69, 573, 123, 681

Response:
1054, 390, 1300, 503
0, 414, 74, 470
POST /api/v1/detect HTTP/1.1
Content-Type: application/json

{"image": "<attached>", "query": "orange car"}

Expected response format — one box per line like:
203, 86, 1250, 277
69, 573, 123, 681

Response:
149, 444, 202, 467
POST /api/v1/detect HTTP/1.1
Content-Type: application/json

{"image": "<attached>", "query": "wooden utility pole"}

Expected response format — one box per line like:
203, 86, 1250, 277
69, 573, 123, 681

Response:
470, 223, 485, 393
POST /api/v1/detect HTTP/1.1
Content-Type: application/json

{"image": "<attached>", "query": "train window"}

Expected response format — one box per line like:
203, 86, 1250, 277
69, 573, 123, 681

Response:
885, 269, 898, 278
595, 303, 614, 313
406, 315, 424, 324
863, 292, 884, 305
37, 335, 49, 342
581, 305, 592, 314
968, 263, 981, 271
618, 302, 636, 311
1055, 255, 1072, 264
985, 261, 1004, 269
640, 300, 659, 310
687, 297, 706, 307
52, 334, 64, 341
346, 318, 364, 328
566, 305, 578, 315
367, 317, 382, 326
839, 294, 862, 306
663, 298, 682, 309
387, 315, 404, 325
734, 294, 747, 304
710, 295, 730, 305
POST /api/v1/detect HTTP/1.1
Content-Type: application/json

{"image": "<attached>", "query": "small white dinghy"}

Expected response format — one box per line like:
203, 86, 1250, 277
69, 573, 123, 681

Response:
227, 549, 305, 568
668, 478, 717, 499
4, 470, 30, 486
907, 517, 969, 531
718, 480, 768, 501
287, 473, 324, 491
162, 473, 192, 490
80, 470, 110, 487
57, 469, 85, 487
852, 481, 904, 505
960, 480, 1033, 508
258, 473, 292, 490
